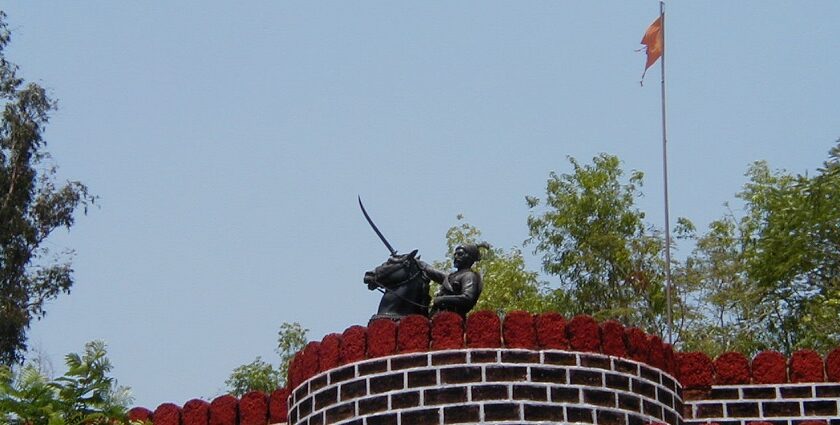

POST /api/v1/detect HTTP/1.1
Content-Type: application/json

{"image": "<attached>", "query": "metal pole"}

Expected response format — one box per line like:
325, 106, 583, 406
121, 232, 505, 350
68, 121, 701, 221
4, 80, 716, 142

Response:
659, 0, 673, 345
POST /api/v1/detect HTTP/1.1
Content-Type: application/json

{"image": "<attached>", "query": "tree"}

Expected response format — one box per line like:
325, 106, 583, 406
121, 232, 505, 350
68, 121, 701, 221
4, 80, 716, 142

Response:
225, 322, 307, 395
525, 154, 670, 333
276, 322, 307, 382
0, 12, 95, 365
0, 340, 132, 425
677, 215, 768, 356
736, 143, 840, 352
433, 216, 548, 315
224, 357, 281, 397
679, 140, 840, 355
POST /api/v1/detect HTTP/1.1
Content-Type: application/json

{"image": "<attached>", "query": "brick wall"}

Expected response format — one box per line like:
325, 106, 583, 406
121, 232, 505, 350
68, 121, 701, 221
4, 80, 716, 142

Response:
288, 349, 681, 425
131, 311, 840, 425
683, 383, 840, 425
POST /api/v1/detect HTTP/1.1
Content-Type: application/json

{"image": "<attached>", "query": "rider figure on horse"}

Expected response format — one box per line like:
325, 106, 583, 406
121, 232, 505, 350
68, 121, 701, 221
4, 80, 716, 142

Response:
419, 242, 489, 317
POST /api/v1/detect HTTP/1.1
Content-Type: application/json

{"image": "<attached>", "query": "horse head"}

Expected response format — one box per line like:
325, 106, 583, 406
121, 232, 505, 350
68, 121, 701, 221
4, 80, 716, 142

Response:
364, 249, 420, 290
364, 249, 430, 319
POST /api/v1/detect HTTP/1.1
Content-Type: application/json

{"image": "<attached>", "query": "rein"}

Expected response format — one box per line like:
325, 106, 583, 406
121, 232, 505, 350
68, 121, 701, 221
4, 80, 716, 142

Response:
372, 263, 428, 310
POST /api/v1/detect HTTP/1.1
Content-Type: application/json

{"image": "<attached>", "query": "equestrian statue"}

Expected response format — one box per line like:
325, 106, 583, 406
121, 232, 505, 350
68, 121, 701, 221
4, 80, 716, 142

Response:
359, 197, 487, 320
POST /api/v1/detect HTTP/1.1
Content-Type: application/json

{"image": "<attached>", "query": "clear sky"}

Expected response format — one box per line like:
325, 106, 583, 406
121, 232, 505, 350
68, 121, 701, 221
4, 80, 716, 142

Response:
3, 1, 838, 410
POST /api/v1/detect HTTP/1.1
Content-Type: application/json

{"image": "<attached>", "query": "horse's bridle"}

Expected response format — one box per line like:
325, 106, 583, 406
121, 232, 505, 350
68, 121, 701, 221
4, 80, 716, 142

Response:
371, 260, 429, 310
373, 267, 423, 289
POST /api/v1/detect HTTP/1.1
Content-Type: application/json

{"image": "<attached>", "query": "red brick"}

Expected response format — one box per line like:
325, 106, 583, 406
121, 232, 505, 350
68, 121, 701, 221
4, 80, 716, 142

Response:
567, 315, 600, 353
827, 347, 840, 382
714, 352, 751, 385
183, 399, 210, 425
535, 312, 568, 349
752, 351, 787, 384
367, 319, 397, 358
466, 310, 501, 348
398, 315, 430, 353
209, 395, 238, 425
790, 349, 824, 383
268, 388, 289, 424
430, 311, 464, 350
154, 403, 181, 425
678, 352, 713, 388
600, 320, 626, 357
503, 310, 536, 349
340, 325, 367, 364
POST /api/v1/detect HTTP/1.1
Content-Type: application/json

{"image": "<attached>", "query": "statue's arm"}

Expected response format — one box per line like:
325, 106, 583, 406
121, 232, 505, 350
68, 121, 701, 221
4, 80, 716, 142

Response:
433, 273, 481, 308
417, 260, 446, 283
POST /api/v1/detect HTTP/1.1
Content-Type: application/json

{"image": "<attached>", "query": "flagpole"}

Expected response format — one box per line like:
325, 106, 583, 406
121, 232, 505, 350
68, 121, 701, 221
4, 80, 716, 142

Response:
659, 0, 673, 345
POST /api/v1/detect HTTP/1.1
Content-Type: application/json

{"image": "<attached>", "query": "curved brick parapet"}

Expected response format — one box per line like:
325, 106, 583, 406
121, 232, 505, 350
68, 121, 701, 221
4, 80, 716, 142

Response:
133, 310, 840, 425
287, 312, 679, 386
288, 349, 682, 425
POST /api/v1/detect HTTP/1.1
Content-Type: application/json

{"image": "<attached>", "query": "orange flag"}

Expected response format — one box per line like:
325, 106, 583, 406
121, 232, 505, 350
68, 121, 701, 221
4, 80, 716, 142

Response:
640, 16, 663, 83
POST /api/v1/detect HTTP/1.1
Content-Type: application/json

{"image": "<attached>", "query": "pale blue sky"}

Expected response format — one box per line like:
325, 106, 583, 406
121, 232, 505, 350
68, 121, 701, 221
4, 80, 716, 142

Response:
3, 2, 838, 409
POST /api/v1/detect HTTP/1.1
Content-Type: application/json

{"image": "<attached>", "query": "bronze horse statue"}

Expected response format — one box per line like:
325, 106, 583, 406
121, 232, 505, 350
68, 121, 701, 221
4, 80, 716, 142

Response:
364, 249, 430, 319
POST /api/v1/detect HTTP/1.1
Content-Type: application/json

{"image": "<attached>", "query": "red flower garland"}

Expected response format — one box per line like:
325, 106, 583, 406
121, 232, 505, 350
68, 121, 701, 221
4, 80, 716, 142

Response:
678, 352, 713, 388
183, 399, 210, 425
535, 312, 568, 349
625, 327, 650, 363
398, 314, 430, 353
826, 347, 840, 382
663, 344, 677, 377
286, 351, 302, 390
752, 351, 787, 384
299, 341, 321, 383
647, 335, 666, 370
599, 320, 626, 357
789, 349, 824, 383
268, 388, 289, 424
318, 333, 341, 372
340, 325, 367, 365
153, 403, 180, 425
209, 395, 238, 425
430, 312, 464, 350
367, 319, 397, 358
503, 310, 536, 349
567, 315, 600, 353
466, 310, 501, 348
239, 391, 268, 425
714, 352, 751, 385
128, 407, 154, 422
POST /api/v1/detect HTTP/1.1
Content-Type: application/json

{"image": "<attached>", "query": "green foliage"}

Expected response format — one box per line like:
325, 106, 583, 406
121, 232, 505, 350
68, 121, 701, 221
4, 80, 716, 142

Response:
677, 215, 768, 356
0, 12, 95, 365
0, 341, 131, 425
525, 154, 669, 333
224, 321, 307, 395
675, 140, 840, 355
736, 143, 840, 352
276, 322, 307, 382
224, 357, 281, 397
434, 216, 549, 315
